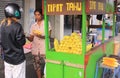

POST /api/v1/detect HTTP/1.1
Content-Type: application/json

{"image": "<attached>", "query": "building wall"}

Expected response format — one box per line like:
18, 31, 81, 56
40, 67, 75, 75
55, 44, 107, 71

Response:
24, 0, 35, 33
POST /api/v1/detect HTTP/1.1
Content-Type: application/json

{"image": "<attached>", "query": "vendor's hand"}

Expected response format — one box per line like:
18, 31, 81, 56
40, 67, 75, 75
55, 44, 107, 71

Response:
26, 34, 34, 42
33, 32, 39, 36
35, 34, 45, 39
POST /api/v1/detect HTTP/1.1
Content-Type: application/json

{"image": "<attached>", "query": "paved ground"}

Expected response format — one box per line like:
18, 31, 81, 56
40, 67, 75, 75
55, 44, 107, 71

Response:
0, 53, 37, 78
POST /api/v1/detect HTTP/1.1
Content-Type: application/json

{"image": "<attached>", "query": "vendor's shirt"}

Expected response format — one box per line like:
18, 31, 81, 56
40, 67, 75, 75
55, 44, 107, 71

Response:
30, 20, 51, 55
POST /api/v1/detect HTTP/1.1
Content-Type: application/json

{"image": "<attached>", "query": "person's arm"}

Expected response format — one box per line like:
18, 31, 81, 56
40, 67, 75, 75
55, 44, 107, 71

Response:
0, 19, 5, 48
33, 33, 45, 39
49, 30, 52, 37
26, 34, 34, 42
16, 24, 26, 46
26, 24, 35, 41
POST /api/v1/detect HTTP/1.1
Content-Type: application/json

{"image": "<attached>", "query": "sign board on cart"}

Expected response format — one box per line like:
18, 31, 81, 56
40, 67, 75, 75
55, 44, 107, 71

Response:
46, 0, 82, 15
86, 0, 106, 14
46, 0, 107, 15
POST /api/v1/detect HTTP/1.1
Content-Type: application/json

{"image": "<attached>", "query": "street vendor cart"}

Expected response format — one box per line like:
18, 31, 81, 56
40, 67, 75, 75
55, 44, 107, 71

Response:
44, 0, 115, 78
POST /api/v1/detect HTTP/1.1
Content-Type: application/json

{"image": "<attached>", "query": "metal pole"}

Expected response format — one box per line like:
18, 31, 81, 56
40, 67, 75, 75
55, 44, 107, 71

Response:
102, 16, 105, 43
82, 0, 87, 55
112, 1, 115, 37
113, 14, 115, 37
44, 0, 49, 52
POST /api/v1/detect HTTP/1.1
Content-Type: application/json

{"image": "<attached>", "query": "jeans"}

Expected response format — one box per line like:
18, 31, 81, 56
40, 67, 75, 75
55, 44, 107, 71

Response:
115, 22, 120, 36
114, 66, 120, 78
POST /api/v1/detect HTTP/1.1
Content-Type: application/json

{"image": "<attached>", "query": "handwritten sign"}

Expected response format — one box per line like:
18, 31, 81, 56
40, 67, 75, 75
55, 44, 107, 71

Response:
46, 0, 106, 15
47, 0, 82, 15
86, 0, 106, 14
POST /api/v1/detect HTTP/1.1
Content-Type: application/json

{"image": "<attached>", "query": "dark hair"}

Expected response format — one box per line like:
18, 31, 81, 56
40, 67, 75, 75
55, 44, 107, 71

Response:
96, 14, 103, 21
34, 9, 42, 15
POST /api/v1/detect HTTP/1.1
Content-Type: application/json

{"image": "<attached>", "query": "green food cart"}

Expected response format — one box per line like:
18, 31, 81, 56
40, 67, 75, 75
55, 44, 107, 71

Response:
44, 0, 115, 78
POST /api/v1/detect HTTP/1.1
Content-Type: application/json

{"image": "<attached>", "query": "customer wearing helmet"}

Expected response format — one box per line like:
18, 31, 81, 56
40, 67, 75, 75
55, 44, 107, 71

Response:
0, 3, 26, 78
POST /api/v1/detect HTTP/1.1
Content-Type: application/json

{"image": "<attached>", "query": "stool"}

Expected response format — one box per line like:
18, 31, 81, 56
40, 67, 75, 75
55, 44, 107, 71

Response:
95, 63, 120, 78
